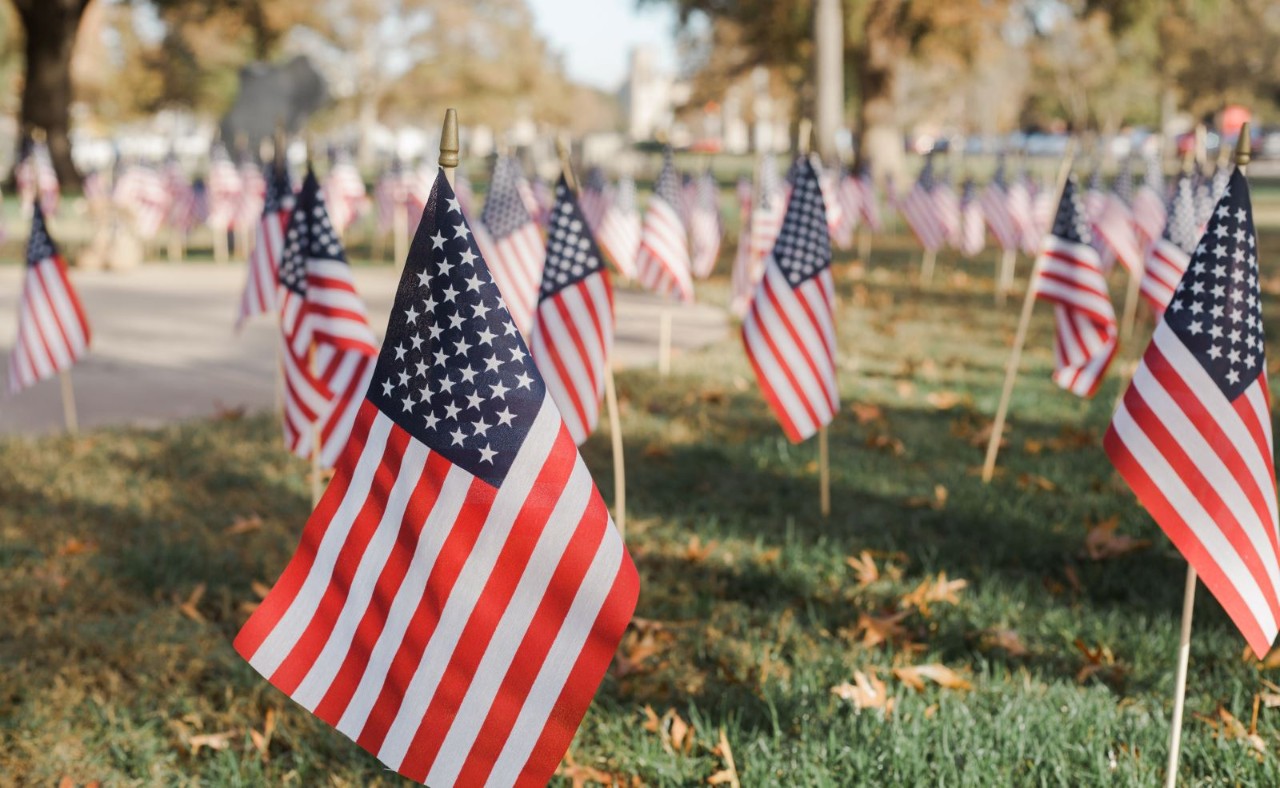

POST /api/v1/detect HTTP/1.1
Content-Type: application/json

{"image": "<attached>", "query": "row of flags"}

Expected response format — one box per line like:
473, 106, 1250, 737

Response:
7, 126, 1278, 780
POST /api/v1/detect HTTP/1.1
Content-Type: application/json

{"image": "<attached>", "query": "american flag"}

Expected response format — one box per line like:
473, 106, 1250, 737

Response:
595, 175, 640, 280
480, 155, 547, 338
374, 158, 409, 234
900, 153, 947, 252
207, 144, 243, 233
1195, 170, 1217, 228
114, 162, 172, 240
689, 171, 723, 279
1010, 170, 1041, 255
16, 137, 59, 216
578, 167, 610, 233
741, 156, 838, 442
7, 202, 90, 394
235, 167, 639, 785
981, 158, 1021, 251
958, 178, 986, 258
163, 155, 199, 234
237, 158, 268, 236
323, 150, 369, 236
278, 170, 379, 468
529, 177, 615, 445
1092, 168, 1143, 275
832, 168, 861, 249
1033, 175, 1118, 397
932, 169, 962, 248
854, 163, 882, 233
237, 163, 295, 329
748, 153, 787, 266
1104, 167, 1280, 658
634, 149, 694, 302
1132, 154, 1168, 250
1140, 172, 1197, 316
816, 163, 845, 241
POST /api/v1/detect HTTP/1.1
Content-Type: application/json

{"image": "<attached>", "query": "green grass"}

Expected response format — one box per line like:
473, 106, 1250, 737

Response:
9, 200, 1280, 786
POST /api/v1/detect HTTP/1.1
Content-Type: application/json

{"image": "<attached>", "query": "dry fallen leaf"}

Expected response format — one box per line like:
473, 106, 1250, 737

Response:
1017, 473, 1056, 492
1084, 517, 1152, 561
981, 628, 1030, 657
851, 612, 911, 649
846, 551, 879, 587
893, 663, 973, 692
707, 727, 741, 787
831, 670, 895, 715
899, 572, 967, 615
225, 514, 263, 535
685, 536, 717, 564
249, 708, 276, 759
188, 730, 234, 755
925, 390, 963, 410
614, 628, 670, 677
1074, 639, 1127, 687
56, 537, 98, 556
850, 402, 884, 424
556, 751, 616, 787
904, 485, 947, 511
178, 584, 207, 623
1198, 705, 1267, 760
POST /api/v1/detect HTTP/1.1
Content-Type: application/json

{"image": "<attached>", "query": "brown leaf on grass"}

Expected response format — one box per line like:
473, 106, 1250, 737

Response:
1023, 438, 1045, 455
1260, 678, 1280, 709
1084, 517, 1152, 561
685, 536, 717, 564
850, 402, 884, 424
755, 547, 782, 566
56, 537, 98, 556
642, 707, 694, 754
556, 751, 616, 787
925, 390, 964, 410
845, 551, 879, 587
1074, 639, 1127, 686
225, 515, 263, 535
893, 664, 973, 692
866, 433, 906, 456
178, 584, 207, 623
899, 572, 967, 615
850, 612, 911, 649
903, 485, 947, 511
187, 730, 235, 755
831, 670, 895, 715
707, 727, 741, 787
1197, 705, 1267, 760
212, 402, 246, 421
614, 627, 670, 677
980, 628, 1030, 657
1017, 473, 1056, 491
249, 708, 276, 759
251, 581, 272, 599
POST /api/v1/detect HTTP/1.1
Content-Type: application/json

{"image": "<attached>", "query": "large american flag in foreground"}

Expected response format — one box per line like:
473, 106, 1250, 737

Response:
1139, 172, 1197, 316
742, 157, 838, 442
530, 177, 615, 445
236, 168, 638, 785
278, 170, 379, 468
480, 155, 547, 338
237, 163, 294, 329
1105, 168, 1280, 658
635, 149, 694, 302
1032, 175, 1118, 397
8, 202, 90, 394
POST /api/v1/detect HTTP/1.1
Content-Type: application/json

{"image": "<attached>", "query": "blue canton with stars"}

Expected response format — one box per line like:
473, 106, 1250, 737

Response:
653, 147, 683, 211
1165, 168, 1265, 400
26, 202, 57, 267
279, 170, 345, 295
772, 158, 831, 287
480, 155, 534, 240
540, 177, 606, 299
263, 161, 294, 215
1113, 157, 1134, 205
1163, 172, 1197, 253
1050, 175, 1092, 246
369, 169, 545, 487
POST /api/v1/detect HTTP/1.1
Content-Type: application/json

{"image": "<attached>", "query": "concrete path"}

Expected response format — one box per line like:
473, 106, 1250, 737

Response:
0, 264, 728, 436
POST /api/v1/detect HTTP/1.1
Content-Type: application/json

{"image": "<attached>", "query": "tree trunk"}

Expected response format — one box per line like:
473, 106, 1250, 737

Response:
855, 0, 908, 187
14, 0, 88, 191
812, 0, 843, 163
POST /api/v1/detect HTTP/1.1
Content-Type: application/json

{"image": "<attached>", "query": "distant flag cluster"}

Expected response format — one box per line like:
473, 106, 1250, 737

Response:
322, 149, 370, 237
478, 155, 548, 338
237, 162, 294, 330
634, 149, 694, 303
16, 137, 60, 216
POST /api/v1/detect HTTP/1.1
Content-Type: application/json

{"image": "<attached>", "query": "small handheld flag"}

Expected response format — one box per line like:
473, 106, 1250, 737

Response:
635, 148, 695, 302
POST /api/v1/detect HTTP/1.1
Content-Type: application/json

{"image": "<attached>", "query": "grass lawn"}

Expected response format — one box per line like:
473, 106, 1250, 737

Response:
8, 186, 1280, 785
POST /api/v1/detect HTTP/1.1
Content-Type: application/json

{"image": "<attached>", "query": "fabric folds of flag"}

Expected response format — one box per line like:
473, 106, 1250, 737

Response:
235, 167, 639, 786
114, 163, 171, 240
689, 171, 723, 279
634, 149, 694, 302
529, 177, 615, 445
1131, 154, 1168, 249
741, 157, 838, 443
1105, 168, 1280, 658
833, 169, 861, 249
17, 138, 60, 216
237, 163, 295, 329
1032, 175, 1119, 397
207, 144, 243, 234
958, 178, 986, 258
748, 154, 787, 268
480, 155, 547, 338
7, 202, 91, 394
900, 154, 946, 252
1140, 172, 1197, 316
981, 158, 1021, 252
277, 170, 379, 469
323, 150, 369, 236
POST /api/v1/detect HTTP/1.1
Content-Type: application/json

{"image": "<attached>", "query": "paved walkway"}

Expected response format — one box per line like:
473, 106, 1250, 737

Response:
0, 264, 728, 436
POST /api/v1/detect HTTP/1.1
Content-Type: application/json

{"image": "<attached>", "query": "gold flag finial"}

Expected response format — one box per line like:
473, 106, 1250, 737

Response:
30, 126, 46, 145
555, 134, 578, 194
439, 109, 459, 168
1235, 122, 1251, 170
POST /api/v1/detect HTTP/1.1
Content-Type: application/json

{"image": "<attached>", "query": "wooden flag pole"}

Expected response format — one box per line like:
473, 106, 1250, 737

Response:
1164, 122, 1251, 788
981, 140, 1077, 483
658, 310, 673, 377
997, 247, 1017, 307
819, 425, 831, 517
558, 134, 628, 537
31, 127, 80, 435
921, 247, 937, 284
